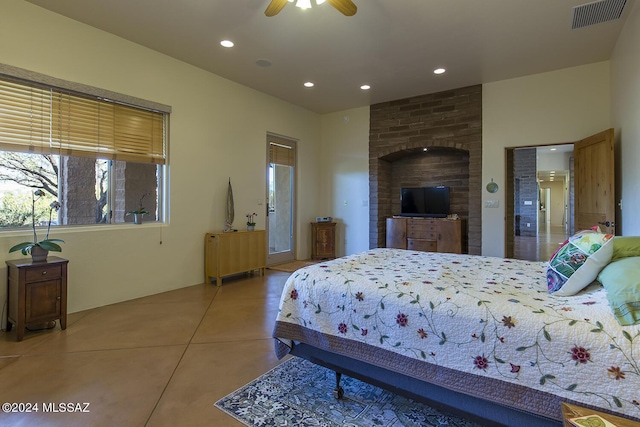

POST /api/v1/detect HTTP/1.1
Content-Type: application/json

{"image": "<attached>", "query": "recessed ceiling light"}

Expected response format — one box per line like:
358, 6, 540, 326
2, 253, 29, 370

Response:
360, 84, 371, 90
220, 40, 234, 48
433, 68, 446, 75
550, 148, 557, 151
304, 82, 314, 88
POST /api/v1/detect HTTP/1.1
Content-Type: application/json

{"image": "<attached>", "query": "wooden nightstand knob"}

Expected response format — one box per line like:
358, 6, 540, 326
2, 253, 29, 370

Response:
42, 270, 47, 275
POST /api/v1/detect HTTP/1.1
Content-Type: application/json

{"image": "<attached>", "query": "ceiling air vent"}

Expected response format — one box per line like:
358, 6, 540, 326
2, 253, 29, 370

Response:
571, 0, 627, 29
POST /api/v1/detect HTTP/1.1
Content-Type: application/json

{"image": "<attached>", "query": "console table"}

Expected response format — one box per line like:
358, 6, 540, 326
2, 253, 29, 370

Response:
5, 256, 68, 342
205, 230, 266, 285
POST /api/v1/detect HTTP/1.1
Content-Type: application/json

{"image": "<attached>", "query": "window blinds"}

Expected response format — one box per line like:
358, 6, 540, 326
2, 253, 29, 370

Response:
269, 142, 294, 166
0, 77, 166, 164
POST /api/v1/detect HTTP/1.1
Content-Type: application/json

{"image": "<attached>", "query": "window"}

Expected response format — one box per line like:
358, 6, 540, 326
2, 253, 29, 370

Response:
0, 69, 169, 229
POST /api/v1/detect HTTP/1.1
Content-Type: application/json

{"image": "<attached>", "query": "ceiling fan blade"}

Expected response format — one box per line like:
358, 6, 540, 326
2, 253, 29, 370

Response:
326, 0, 357, 16
265, 0, 289, 17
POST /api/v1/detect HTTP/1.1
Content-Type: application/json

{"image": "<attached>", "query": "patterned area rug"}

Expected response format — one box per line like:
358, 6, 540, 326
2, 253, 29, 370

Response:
215, 357, 483, 427
266, 260, 320, 273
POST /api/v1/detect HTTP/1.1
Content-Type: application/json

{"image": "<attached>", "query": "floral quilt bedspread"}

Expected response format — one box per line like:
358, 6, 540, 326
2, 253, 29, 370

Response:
273, 249, 640, 420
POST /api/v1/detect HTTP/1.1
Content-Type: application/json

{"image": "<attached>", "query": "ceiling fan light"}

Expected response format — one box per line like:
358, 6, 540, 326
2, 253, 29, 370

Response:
296, 0, 312, 9
316, 0, 326, 4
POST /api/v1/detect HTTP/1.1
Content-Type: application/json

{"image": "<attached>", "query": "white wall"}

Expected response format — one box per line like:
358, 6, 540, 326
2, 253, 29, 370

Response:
537, 151, 571, 172
4, 1, 636, 318
611, 1, 640, 236
539, 181, 565, 227
319, 108, 370, 257
0, 0, 322, 313
482, 62, 611, 257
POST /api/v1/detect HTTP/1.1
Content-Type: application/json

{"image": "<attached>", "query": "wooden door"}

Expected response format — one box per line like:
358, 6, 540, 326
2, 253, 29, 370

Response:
26, 280, 61, 324
436, 220, 463, 254
574, 129, 615, 234
386, 218, 407, 249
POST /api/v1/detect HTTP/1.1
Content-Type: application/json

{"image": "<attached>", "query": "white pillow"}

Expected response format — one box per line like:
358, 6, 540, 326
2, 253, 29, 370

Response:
547, 230, 614, 296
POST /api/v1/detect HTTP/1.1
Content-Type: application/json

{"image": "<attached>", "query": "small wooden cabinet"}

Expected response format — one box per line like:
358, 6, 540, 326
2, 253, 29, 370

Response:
311, 222, 336, 260
205, 230, 266, 285
386, 217, 465, 254
6, 256, 68, 342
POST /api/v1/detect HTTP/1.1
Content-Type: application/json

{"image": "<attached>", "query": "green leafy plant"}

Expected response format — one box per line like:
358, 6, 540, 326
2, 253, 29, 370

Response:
8, 189, 64, 255
126, 192, 150, 216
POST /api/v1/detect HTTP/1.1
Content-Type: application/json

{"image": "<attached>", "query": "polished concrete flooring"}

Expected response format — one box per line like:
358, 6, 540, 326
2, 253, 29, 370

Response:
0, 271, 291, 427
0, 228, 567, 426
514, 224, 570, 262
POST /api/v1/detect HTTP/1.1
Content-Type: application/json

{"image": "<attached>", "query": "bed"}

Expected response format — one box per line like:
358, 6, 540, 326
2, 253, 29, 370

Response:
272, 248, 640, 426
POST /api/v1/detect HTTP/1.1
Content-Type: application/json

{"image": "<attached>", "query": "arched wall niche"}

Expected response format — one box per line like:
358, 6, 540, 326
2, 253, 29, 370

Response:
369, 85, 482, 254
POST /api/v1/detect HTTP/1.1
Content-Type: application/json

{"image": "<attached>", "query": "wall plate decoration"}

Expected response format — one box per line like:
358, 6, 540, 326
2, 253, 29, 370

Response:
486, 179, 499, 193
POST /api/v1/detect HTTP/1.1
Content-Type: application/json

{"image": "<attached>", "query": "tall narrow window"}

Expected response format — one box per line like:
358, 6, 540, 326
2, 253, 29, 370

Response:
267, 136, 296, 265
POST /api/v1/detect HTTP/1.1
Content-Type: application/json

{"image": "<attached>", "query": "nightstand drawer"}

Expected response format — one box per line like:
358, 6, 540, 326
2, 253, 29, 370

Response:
26, 264, 63, 282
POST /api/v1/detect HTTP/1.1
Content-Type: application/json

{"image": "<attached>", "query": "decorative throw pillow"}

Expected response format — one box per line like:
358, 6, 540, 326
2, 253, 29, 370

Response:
611, 236, 640, 261
598, 256, 640, 326
547, 230, 614, 296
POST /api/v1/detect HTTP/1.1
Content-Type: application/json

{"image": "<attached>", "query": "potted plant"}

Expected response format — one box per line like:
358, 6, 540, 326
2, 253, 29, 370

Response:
9, 189, 64, 262
246, 212, 257, 231
126, 192, 150, 224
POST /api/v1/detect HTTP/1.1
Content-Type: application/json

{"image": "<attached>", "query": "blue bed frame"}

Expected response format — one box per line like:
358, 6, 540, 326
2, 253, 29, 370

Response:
289, 341, 563, 427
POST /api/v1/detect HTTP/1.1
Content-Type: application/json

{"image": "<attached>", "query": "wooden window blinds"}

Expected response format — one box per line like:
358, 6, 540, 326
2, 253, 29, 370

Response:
269, 142, 294, 166
0, 77, 166, 165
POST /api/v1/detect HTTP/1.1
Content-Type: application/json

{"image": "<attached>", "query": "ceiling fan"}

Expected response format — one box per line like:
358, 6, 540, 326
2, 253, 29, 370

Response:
265, 0, 357, 17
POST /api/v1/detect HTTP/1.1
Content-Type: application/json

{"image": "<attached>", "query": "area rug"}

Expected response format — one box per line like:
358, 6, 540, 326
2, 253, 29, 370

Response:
267, 259, 320, 273
214, 357, 483, 427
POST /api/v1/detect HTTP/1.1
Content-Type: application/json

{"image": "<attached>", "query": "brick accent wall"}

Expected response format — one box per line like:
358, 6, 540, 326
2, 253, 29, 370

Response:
60, 156, 97, 225
114, 161, 158, 223
369, 85, 482, 254
514, 148, 538, 237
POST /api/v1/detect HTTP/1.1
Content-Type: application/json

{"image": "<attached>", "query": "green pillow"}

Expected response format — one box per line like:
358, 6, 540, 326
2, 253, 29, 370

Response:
598, 256, 640, 326
611, 236, 640, 261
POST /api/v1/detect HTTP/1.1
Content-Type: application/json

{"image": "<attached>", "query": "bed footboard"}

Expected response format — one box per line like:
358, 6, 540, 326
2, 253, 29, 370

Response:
290, 342, 562, 427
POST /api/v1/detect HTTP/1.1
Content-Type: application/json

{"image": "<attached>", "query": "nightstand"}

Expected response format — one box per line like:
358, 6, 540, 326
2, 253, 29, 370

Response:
561, 402, 639, 427
311, 222, 336, 260
5, 257, 68, 342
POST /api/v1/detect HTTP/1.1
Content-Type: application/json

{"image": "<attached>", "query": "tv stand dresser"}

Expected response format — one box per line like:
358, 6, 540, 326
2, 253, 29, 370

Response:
386, 216, 466, 254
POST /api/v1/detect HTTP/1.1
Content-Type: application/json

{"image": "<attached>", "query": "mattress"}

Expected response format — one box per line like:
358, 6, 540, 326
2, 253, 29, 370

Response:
273, 248, 640, 421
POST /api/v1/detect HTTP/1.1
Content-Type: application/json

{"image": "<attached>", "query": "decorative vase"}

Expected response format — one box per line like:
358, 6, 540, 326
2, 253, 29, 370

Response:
134, 213, 143, 224
247, 225, 255, 231
30, 246, 49, 262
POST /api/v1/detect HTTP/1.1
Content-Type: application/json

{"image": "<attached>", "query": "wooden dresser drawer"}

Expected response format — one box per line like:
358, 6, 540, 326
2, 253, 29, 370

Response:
407, 228, 438, 240
25, 264, 63, 282
407, 238, 437, 252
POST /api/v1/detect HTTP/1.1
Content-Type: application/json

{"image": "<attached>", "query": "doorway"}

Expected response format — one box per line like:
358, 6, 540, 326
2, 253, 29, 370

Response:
507, 144, 573, 261
506, 129, 616, 262
266, 134, 296, 266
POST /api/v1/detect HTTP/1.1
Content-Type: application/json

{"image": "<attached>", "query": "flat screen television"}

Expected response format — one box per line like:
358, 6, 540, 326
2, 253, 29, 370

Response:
400, 186, 450, 218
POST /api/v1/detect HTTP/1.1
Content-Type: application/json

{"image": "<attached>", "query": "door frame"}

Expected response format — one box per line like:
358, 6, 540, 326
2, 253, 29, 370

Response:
265, 133, 297, 266
505, 129, 616, 259
505, 142, 574, 259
